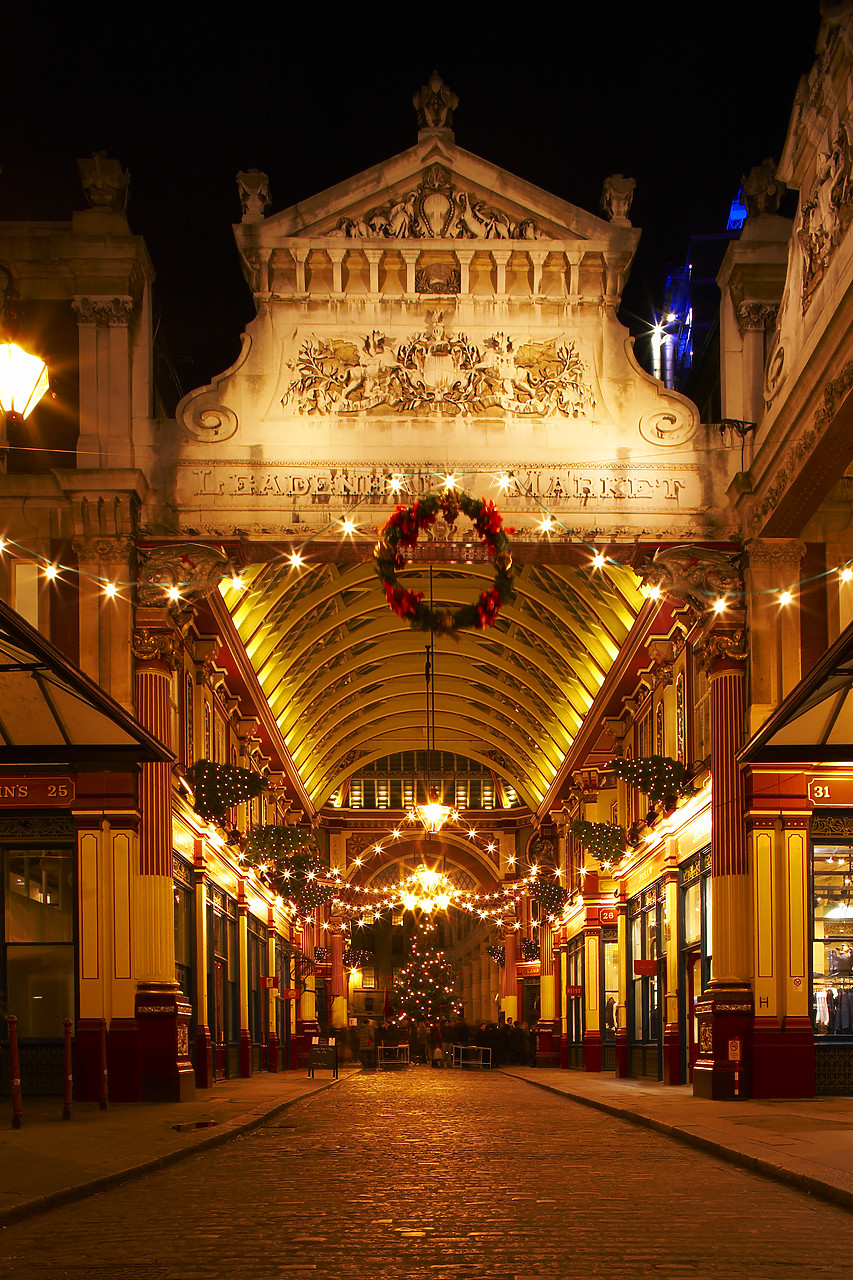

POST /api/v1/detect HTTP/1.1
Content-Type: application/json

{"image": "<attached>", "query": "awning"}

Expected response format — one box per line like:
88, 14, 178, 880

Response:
0, 597, 173, 767
739, 620, 853, 765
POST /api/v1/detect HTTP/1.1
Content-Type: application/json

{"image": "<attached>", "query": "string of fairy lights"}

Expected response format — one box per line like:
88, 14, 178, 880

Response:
2, 466, 850, 613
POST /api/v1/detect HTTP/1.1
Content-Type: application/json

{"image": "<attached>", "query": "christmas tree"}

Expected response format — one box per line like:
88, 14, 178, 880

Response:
394, 919, 460, 1023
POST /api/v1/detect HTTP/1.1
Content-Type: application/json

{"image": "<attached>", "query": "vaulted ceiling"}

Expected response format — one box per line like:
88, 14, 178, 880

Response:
222, 553, 644, 811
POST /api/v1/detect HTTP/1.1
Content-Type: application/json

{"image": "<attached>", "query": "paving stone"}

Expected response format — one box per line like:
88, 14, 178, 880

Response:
0, 1072, 848, 1279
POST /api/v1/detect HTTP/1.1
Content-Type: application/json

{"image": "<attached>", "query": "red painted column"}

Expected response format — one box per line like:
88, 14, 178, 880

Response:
693, 630, 753, 1101
133, 612, 194, 1102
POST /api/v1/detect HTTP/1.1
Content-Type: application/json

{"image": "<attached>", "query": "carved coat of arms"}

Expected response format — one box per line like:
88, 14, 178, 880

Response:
285, 313, 595, 418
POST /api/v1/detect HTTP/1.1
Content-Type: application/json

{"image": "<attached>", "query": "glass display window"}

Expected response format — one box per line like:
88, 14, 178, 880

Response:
602, 927, 618, 1042
3, 847, 75, 1038
813, 839, 853, 1039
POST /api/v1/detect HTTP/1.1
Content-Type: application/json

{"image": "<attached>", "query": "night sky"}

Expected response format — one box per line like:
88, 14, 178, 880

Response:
3, 5, 819, 397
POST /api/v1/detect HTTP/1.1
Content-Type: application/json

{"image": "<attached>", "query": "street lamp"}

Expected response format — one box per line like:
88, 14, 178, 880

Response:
0, 266, 49, 421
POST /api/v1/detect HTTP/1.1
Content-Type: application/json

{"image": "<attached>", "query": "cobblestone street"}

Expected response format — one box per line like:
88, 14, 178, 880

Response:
0, 1070, 849, 1279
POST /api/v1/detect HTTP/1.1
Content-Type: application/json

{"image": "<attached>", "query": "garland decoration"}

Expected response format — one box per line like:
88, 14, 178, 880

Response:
186, 759, 268, 822
373, 488, 514, 634
239, 823, 337, 913
571, 819, 629, 868
487, 944, 506, 967
607, 755, 693, 811
520, 938, 540, 962
342, 947, 372, 969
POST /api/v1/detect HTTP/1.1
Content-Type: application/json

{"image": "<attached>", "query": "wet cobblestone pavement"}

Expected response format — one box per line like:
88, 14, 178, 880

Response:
0, 1069, 850, 1279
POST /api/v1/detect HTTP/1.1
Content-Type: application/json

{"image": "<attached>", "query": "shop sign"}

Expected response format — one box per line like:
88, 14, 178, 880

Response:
808, 775, 853, 805
566, 984, 583, 997
599, 908, 617, 923
280, 987, 300, 999
0, 776, 75, 807
634, 959, 658, 976
261, 976, 279, 990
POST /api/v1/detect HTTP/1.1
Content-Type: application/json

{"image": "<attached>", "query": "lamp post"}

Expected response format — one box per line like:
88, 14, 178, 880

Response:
0, 265, 49, 471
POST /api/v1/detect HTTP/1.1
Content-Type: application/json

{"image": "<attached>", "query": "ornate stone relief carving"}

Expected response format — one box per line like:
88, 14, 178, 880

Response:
285, 313, 594, 418
329, 164, 542, 240
599, 174, 636, 226
744, 538, 806, 567
799, 120, 853, 312
72, 296, 134, 326
694, 629, 749, 675
735, 301, 779, 334
77, 152, 129, 212
752, 361, 853, 528
415, 263, 461, 294
236, 170, 271, 222
131, 627, 181, 669
72, 536, 135, 563
136, 543, 232, 606
639, 545, 743, 611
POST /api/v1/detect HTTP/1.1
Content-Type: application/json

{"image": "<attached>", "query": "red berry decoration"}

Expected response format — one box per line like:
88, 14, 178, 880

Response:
374, 488, 514, 634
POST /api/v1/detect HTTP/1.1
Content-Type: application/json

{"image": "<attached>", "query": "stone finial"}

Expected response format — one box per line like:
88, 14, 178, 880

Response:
413, 71, 458, 138
600, 174, 636, 226
236, 170, 271, 223
77, 152, 130, 212
741, 157, 783, 218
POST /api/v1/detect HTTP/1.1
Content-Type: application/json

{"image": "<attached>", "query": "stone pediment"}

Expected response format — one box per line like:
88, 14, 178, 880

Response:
236, 138, 636, 249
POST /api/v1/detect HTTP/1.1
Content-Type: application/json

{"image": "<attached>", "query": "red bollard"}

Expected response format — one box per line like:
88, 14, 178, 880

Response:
9, 1015, 22, 1129
62, 1019, 73, 1121
98, 1019, 108, 1111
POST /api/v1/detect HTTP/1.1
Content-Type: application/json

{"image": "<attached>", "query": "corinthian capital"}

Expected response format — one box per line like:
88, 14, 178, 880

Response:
72, 295, 134, 326
744, 537, 806, 568
735, 300, 779, 333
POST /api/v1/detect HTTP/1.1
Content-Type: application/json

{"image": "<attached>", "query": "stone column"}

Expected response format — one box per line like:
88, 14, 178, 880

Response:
735, 302, 778, 431
693, 626, 753, 1101
558, 945, 569, 1068
72, 295, 135, 469
744, 539, 806, 736
193, 840, 213, 1088
132, 612, 194, 1101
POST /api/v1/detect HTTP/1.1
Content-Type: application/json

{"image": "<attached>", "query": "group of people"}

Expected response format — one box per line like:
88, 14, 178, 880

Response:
353, 1015, 537, 1069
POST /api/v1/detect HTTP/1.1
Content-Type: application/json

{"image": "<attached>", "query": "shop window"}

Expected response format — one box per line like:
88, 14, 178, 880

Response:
655, 700, 665, 756
629, 887, 662, 1049
692, 655, 711, 764
3, 848, 74, 1038
174, 877, 194, 998
184, 673, 194, 766
565, 934, 584, 1044
602, 928, 618, 1043
203, 702, 212, 761
812, 838, 853, 1041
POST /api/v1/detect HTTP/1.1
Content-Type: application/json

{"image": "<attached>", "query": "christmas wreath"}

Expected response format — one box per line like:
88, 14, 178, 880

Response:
373, 488, 514, 634
571, 819, 629, 867
186, 759, 268, 823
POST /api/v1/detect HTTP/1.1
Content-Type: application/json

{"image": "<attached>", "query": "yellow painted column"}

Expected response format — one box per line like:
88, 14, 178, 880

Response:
238, 888, 251, 1077
192, 842, 212, 1087
615, 903, 629, 1076
583, 926, 601, 1071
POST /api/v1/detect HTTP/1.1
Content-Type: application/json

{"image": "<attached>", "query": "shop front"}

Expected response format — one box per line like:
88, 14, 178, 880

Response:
679, 848, 711, 1083
628, 881, 665, 1080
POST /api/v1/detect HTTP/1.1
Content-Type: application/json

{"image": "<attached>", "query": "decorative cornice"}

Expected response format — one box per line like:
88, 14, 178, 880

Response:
744, 537, 806, 568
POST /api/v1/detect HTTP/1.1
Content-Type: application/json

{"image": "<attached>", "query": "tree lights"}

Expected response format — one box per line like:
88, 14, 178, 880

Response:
394, 919, 460, 1023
